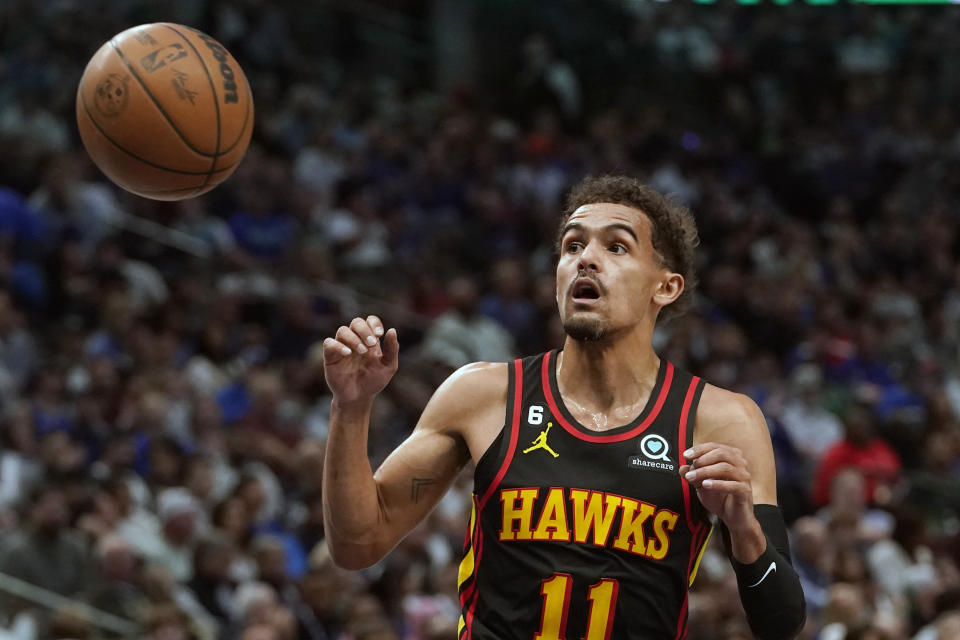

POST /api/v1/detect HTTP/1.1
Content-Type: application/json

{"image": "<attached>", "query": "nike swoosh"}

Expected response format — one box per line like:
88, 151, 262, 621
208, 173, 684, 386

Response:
747, 562, 776, 588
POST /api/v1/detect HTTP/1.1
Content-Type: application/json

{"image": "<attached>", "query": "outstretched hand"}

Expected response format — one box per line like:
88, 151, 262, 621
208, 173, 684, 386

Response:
320, 315, 399, 407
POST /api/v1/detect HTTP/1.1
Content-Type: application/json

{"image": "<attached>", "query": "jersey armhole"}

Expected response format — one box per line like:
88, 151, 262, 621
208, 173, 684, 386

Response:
473, 359, 521, 501
682, 378, 707, 452
679, 376, 708, 530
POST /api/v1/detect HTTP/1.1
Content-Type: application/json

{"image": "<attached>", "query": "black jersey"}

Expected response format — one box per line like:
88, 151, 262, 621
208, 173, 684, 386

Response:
458, 350, 713, 640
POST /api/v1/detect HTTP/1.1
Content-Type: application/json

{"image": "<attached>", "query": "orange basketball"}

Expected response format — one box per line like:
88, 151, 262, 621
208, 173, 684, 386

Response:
76, 23, 254, 201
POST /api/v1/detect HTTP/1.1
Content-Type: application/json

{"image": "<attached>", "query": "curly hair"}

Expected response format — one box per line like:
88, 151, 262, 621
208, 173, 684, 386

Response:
557, 175, 700, 322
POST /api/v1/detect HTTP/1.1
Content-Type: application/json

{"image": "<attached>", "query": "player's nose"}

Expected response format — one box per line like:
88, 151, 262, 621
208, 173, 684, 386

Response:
577, 240, 602, 272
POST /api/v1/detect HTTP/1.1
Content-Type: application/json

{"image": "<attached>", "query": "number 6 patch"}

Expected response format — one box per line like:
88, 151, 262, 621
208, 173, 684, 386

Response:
528, 405, 545, 425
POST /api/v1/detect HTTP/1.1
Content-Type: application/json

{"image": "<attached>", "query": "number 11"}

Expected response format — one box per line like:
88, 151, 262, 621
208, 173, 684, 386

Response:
534, 574, 619, 640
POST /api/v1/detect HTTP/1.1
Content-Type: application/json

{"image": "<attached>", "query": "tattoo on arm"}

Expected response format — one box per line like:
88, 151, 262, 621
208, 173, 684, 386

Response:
411, 477, 438, 503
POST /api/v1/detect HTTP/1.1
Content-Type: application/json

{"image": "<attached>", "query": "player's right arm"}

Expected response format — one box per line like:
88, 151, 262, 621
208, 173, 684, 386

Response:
320, 315, 506, 570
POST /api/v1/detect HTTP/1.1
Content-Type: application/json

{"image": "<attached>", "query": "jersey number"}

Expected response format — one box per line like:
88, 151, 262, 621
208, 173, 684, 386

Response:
528, 405, 544, 425
534, 574, 619, 640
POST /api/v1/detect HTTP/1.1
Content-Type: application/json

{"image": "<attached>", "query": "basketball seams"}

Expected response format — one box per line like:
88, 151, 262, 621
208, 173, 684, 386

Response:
217, 83, 254, 155
136, 184, 219, 197
79, 92, 238, 177
158, 23, 223, 189
162, 27, 252, 156
108, 36, 220, 159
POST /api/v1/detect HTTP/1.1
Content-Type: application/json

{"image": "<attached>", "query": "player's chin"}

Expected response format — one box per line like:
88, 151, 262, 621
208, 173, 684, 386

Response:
562, 315, 610, 342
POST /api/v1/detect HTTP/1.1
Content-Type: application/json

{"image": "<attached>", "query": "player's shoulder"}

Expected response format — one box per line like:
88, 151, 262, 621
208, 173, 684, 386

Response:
421, 361, 510, 429
695, 382, 769, 445
442, 361, 510, 394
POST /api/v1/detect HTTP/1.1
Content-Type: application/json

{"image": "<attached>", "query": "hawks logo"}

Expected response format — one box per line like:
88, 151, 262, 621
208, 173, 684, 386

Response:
498, 487, 678, 560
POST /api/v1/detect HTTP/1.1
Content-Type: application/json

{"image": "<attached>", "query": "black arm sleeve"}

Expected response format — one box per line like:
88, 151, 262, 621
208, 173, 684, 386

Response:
719, 504, 806, 640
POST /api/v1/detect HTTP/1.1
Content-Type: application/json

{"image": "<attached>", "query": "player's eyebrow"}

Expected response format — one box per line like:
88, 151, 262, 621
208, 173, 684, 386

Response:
561, 222, 639, 243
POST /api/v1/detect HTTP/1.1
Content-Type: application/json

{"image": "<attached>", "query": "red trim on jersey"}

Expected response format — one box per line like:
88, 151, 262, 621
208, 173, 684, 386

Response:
465, 359, 524, 639
541, 354, 675, 443
459, 581, 475, 618
459, 497, 483, 612
678, 376, 701, 531
675, 376, 703, 640
477, 359, 524, 511
674, 523, 708, 640
673, 536, 696, 640
460, 496, 484, 640
465, 503, 489, 640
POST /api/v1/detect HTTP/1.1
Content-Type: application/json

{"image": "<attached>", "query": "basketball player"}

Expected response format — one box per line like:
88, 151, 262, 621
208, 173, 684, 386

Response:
321, 176, 806, 639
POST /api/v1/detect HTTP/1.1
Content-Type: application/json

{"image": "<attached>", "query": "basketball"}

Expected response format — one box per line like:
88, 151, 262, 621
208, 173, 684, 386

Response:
75, 23, 254, 201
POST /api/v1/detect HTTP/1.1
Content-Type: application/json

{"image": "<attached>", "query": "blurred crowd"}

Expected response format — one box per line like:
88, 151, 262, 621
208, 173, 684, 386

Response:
2, 1, 960, 639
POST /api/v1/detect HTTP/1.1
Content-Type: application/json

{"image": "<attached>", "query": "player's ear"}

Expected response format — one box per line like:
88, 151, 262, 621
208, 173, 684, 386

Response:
653, 272, 683, 308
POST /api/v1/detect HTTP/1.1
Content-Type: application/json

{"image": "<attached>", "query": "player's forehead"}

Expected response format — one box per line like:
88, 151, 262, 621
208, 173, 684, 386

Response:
563, 202, 651, 236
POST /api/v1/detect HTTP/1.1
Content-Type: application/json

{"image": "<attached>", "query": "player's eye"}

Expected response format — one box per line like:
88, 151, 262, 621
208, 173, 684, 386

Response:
565, 241, 583, 253
609, 243, 627, 254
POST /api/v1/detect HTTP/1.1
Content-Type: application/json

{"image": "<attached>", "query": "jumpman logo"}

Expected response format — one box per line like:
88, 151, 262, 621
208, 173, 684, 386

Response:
523, 422, 559, 458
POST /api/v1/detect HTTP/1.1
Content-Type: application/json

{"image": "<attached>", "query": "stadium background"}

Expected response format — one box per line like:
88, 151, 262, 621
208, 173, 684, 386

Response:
2, 1, 960, 638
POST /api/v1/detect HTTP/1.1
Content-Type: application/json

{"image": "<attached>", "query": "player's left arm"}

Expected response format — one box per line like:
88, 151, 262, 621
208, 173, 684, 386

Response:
680, 385, 806, 640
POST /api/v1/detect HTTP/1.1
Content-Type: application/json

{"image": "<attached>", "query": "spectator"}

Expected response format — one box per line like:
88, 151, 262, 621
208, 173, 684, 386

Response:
0, 484, 92, 615
478, 256, 539, 353
901, 429, 960, 542
866, 507, 937, 603
0, 290, 38, 402
123, 488, 200, 583
0, 405, 41, 517
251, 534, 325, 640
224, 580, 294, 639
421, 276, 515, 369
296, 489, 326, 554
300, 544, 365, 640
791, 516, 832, 624
817, 468, 895, 545
819, 582, 870, 640
227, 177, 297, 264
812, 402, 902, 507
777, 363, 844, 465
187, 537, 237, 625
515, 34, 581, 127
85, 534, 147, 635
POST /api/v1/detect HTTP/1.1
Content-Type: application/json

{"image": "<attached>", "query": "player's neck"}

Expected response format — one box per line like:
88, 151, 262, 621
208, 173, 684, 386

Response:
556, 335, 660, 415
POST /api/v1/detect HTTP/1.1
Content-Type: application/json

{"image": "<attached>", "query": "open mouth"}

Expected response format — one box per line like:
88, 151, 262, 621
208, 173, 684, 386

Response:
571, 278, 601, 302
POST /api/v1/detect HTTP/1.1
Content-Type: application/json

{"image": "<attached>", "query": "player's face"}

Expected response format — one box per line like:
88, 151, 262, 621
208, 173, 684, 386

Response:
556, 203, 677, 341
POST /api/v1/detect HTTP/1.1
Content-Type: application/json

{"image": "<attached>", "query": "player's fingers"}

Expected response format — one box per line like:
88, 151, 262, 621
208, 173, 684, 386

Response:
350, 317, 378, 349
366, 315, 385, 338
685, 443, 746, 467
684, 442, 741, 459
336, 325, 368, 355
693, 478, 753, 494
322, 337, 353, 362
682, 442, 721, 462
685, 461, 750, 484
686, 447, 747, 471
380, 328, 399, 368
